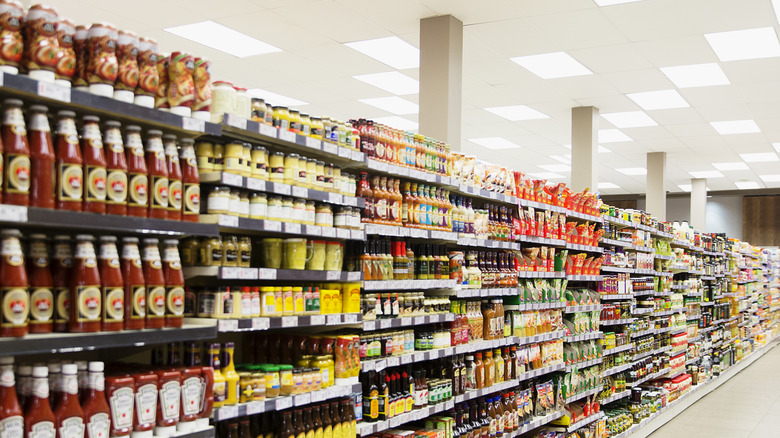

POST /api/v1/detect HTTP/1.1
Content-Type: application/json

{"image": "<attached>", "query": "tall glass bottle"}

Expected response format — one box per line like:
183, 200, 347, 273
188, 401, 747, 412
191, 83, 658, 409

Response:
28, 104, 55, 209
179, 138, 200, 222
98, 236, 124, 331
54, 363, 85, 438
27, 234, 54, 333
124, 125, 148, 217
52, 235, 73, 333
55, 110, 83, 211
81, 115, 107, 214
69, 235, 101, 333
24, 366, 56, 438
162, 239, 184, 327
141, 238, 165, 328
163, 135, 182, 221
145, 130, 169, 218
121, 237, 145, 330
2, 99, 30, 206
0, 229, 28, 337
103, 120, 128, 216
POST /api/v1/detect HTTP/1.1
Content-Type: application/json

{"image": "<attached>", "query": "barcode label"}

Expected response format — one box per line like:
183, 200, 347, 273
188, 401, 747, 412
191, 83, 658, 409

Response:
259, 124, 277, 138
182, 117, 206, 132
38, 81, 71, 102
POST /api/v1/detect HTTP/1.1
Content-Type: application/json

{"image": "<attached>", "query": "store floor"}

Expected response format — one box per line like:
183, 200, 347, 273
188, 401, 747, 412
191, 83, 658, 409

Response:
649, 343, 780, 438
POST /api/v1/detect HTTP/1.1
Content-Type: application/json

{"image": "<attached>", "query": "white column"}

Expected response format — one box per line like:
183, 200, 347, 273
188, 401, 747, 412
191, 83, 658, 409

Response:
571, 106, 598, 192
690, 178, 707, 232
646, 152, 667, 221
419, 15, 463, 151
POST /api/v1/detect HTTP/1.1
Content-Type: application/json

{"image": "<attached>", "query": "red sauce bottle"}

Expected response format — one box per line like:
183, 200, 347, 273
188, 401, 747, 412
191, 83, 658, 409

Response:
98, 236, 124, 332
28, 104, 55, 209
132, 372, 157, 436
163, 135, 182, 221
154, 370, 181, 435
199, 357, 215, 429
27, 234, 54, 334
145, 130, 168, 219
103, 120, 128, 216
54, 363, 86, 438
178, 365, 201, 432
161, 239, 184, 328
125, 125, 148, 218
82, 362, 111, 438
179, 138, 200, 222
142, 238, 165, 329
55, 110, 84, 211
0, 229, 28, 337
24, 366, 56, 438
69, 234, 101, 333
2, 99, 30, 206
0, 357, 23, 438
52, 235, 73, 332
105, 375, 134, 437
81, 115, 107, 214
121, 237, 145, 330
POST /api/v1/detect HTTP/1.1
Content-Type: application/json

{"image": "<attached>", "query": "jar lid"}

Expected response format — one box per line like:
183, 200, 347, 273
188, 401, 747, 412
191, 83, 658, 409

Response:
278, 364, 293, 370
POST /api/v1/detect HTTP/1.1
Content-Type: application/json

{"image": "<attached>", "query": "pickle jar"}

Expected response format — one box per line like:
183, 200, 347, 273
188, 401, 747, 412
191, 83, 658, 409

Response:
324, 164, 334, 192
249, 193, 267, 219
199, 236, 222, 266
288, 110, 301, 134
310, 117, 323, 140
222, 236, 238, 267
334, 208, 348, 229
180, 237, 200, 266
333, 166, 342, 194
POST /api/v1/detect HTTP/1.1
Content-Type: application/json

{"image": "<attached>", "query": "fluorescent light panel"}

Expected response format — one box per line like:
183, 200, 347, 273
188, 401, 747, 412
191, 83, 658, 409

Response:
710, 120, 760, 135
164, 21, 281, 58
345, 36, 419, 69
484, 105, 549, 121
538, 164, 571, 172
760, 174, 780, 182
550, 155, 571, 164
353, 71, 419, 95
601, 111, 657, 128
626, 89, 689, 110
599, 129, 632, 143
359, 96, 419, 115
678, 184, 692, 192
371, 116, 418, 131
712, 162, 749, 171
773, 143, 780, 152
740, 152, 779, 162
529, 172, 565, 180
705, 27, 780, 62
660, 63, 730, 88
510, 51, 592, 79
247, 88, 308, 107
468, 137, 521, 150
598, 182, 621, 189
616, 167, 647, 175
689, 170, 724, 178
735, 181, 761, 190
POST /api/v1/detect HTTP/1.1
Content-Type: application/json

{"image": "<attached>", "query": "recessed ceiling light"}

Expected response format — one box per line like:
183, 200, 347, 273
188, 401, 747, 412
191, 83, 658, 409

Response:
550, 155, 571, 164
760, 174, 780, 182
345, 36, 419, 69
616, 167, 647, 175
678, 184, 693, 192
247, 89, 308, 107
773, 0, 780, 26
626, 89, 689, 110
689, 170, 724, 178
529, 172, 565, 180
705, 27, 780, 62
735, 181, 761, 190
710, 120, 761, 135
538, 164, 571, 172
601, 111, 657, 128
660, 63, 730, 88
510, 51, 593, 79
164, 21, 281, 58
740, 152, 779, 162
359, 96, 419, 115
468, 137, 521, 150
371, 116, 419, 131
598, 182, 621, 189
594, 0, 644, 5
712, 162, 749, 171
773, 143, 780, 152
484, 105, 549, 121
353, 71, 419, 95
599, 129, 632, 143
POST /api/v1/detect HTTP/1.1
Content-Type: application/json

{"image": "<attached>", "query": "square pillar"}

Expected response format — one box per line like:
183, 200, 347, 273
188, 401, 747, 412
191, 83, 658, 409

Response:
690, 178, 707, 232
646, 152, 667, 221
571, 106, 598, 192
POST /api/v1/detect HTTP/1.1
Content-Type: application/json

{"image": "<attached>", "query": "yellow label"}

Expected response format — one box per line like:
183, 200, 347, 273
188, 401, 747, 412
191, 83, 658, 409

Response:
166, 286, 185, 316
183, 183, 200, 215
128, 173, 148, 207
131, 285, 146, 319
151, 175, 169, 209
58, 163, 83, 201
106, 170, 128, 204
85, 165, 107, 201
103, 287, 124, 322
147, 285, 166, 317
4, 154, 30, 194
29, 287, 53, 323
168, 179, 182, 211
76, 285, 101, 322
1, 287, 28, 327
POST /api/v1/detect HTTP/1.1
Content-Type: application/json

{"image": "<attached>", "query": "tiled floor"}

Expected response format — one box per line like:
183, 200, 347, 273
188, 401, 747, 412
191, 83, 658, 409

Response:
650, 344, 780, 437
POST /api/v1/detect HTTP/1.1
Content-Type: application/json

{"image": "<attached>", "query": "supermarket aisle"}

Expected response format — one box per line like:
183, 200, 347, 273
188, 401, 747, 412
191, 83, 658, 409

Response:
649, 343, 780, 438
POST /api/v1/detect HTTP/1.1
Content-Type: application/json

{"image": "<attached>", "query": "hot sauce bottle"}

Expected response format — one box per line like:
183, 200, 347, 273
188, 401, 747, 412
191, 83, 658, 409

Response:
179, 138, 199, 222
103, 120, 128, 216
2, 98, 30, 206
124, 125, 148, 217
0, 229, 27, 337
28, 104, 55, 209
144, 130, 168, 219
55, 110, 83, 211
121, 237, 145, 330
27, 234, 53, 334
0, 357, 23, 438
142, 238, 165, 329
69, 235, 101, 333
52, 235, 72, 333
83, 362, 111, 438
54, 363, 85, 438
162, 135, 182, 221
98, 236, 123, 332
81, 115, 107, 214
24, 366, 56, 438
162, 239, 184, 328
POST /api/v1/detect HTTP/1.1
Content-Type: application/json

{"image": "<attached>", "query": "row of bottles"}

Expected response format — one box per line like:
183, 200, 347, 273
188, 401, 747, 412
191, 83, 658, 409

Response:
361, 240, 450, 281
0, 229, 184, 337
357, 174, 454, 231
217, 399, 357, 438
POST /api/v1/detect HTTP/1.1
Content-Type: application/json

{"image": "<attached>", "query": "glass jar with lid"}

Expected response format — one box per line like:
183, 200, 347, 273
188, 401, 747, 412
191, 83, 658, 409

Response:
238, 192, 250, 218
264, 102, 274, 126
207, 186, 230, 214
300, 114, 312, 137
272, 106, 290, 131
228, 190, 241, 216
251, 98, 266, 123
199, 236, 222, 266
212, 143, 225, 172
324, 163, 334, 192
296, 159, 307, 187
210, 81, 236, 121
315, 161, 325, 190
224, 141, 244, 175
195, 140, 214, 173
283, 153, 299, 185
180, 237, 200, 266
250, 193, 268, 219
347, 174, 357, 196
234, 87, 251, 119
242, 143, 252, 177
292, 199, 307, 224
305, 201, 316, 225
306, 158, 317, 188
269, 152, 285, 182
334, 208, 348, 229
349, 208, 361, 229
267, 196, 283, 220
310, 117, 324, 140
332, 166, 342, 194
288, 110, 302, 134
221, 236, 238, 267
315, 204, 333, 227
237, 237, 252, 267
280, 198, 293, 221
251, 146, 268, 180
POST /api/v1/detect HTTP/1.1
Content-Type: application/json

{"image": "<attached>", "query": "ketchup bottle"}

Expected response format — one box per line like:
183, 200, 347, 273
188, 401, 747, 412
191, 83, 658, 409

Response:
121, 237, 145, 330
105, 374, 134, 437
142, 238, 165, 329
0, 357, 23, 437
1, 99, 30, 206
27, 234, 54, 334
81, 116, 107, 214
125, 125, 148, 217
145, 130, 168, 219
69, 235, 101, 333
179, 138, 200, 222
103, 120, 128, 216
28, 104, 55, 209
98, 236, 124, 332
132, 372, 158, 436
24, 366, 56, 438
163, 135, 182, 221
82, 362, 111, 438
0, 229, 28, 337
162, 239, 184, 328
154, 369, 181, 436
178, 346, 202, 433
55, 110, 84, 211
54, 363, 85, 438
52, 235, 73, 333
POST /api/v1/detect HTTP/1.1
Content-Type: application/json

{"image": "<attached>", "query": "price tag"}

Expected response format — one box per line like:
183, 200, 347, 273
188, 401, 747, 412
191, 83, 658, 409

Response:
238, 268, 259, 280
322, 227, 336, 238
352, 150, 364, 161
328, 193, 343, 204
279, 130, 296, 143
294, 393, 312, 406
374, 360, 387, 372
338, 147, 351, 158
246, 401, 265, 415
414, 316, 425, 325
326, 314, 341, 325
218, 215, 239, 227
305, 225, 322, 236
282, 316, 298, 327
445, 400, 454, 410
182, 117, 206, 132
227, 115, 248, 130
389, 417, 402, 428
275, 397, 293, 411
246, 177, 266, 191
257, 268, 277, 280
304, 137, 321, 149
364, 320, 376, 331
401, 354, 412, 365
272, 182, 292, 196
0, 205, 26, 222
218, 320, 239, 332
37, 81, 71, 102
306, 314, 324, 326
322, 142, 338, 154
217, 405, 238, 421
344, 314, 358, 323
291, 186, 308, 198
252, 318, 270, 330
221, 267, 240, 279
259, 124, 277, 138
401, 317, 411, 326
284, 222, 302, 234
336, 228, 350, 239
387, 357, 400, 367
344, 196, 358, 207
311, 390, 326, 403
380, 319, 392, 329
264, 220, 282, 232
489, 192, 498, 199
414, 352, 426, 362
326, 271, 341, 280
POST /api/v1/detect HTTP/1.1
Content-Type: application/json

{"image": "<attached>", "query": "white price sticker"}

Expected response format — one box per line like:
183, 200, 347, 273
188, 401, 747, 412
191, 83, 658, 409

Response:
305, 137, 321, 149
257, 268, 277, 280
252, 318, 270, 330
344, 196, 357, 207
386, 357, 400, 367
389, 417, 402, 428
238, 268, 259, 280
401, 355, 412, 364
489, 192, 498, 199
221, 267, 240, 279
414, 352, 426, 362
351, 150, 364, 161
292, 186, 308, 198
246, 401, 265, 415
347, 271, 362, 281
246, 178, 266, 191
305, 225, 322, 236
218, 319, 239, 332
227, 115, 247, 130
37, 81, 71, 102
328, 193, 343, 204
272, 182, 292, 196
0, 204, 26, 222
336, 228, 350, 239
374, 360, 387, 372
344, 314, 358, 323
338, 147, 351, 158
326, 271, 341, 280
284, 222, 302, 234
363, 320, 376, 331
310, 314, 325, 325
275, 397, 293, 411
327, 314, 341, 325
294, 393, 312, 406
414, 316, 425, 325
182, 117, 206, 132
321, 227, 336, 238
218, 405, 238, 421
218, 214, 239, 227
322, 142, 338, 154
282, 316, 298, 327
222, 172, 242, 186
259, 124, 277, 138
279, 130, 296, 143
401, 317, 411, 326
380, 319, 392, 329
264, 220, 282, 232
311, 390, 325, 403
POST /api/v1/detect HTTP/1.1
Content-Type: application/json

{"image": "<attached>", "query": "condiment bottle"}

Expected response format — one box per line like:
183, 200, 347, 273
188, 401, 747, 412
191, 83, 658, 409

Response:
0, 357, 23, 437
0, 229, 28, 337
105, 373, 134, 437
0, 0, 23, 75
154, 369, 181, 435
155, 54, 170, 110
141, 238, 165, 328
206, 343, 226, 409
132, 372, 158, 436
28, 104, 55, 209
27, 234, 54, 333
222, 342, 240, 405
24, 366, 56, 438
98, 236, 124, 331
321, 403, 332, 438
103, 120, 128, 216
113, 30, 139, 103
167, 52, 195, 117
86, 23, 119, 97
81, 115, 107, 214
55, 110, 83, 211
134, 38, 158, 108
330, 402, 342, 438
54, 363, 85, 438
177, 357, 201, 433
83, 362, 111, 438
69, 235, 101, 333
22, 4, 59, 82
293, 409, 305, 438
162, 239, 184, 327
163, 135, 182, 221
145, 130, 169, 218
120, 237, 145, 330
280, 411, 294, 438
179, 138, 200, 222
52, 235, 72, 332
2, 99, 29, 206
124, 125, 149, 217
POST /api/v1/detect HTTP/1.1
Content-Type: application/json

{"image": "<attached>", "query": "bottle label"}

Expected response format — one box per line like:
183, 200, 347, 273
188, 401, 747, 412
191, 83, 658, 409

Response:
1, 287, 28, 327
136, 383, 158, 424
183, 183, 200, 216
128, 173, 148, 207
58, 163, 83, 201
86, 413, 109, 438
181, 376, 201, 416
29, 287, 54, 322
168, 179, 182, 211
103, 287, 124, 322
4, 154, 30, 194
85, 165, 107, 201
166, 286, 185, 316
32, 377, 49, 399
58, 417, 85, 438
76, 285, 101, 322
30, 114, 50, 132
109, 387, 134, 430
131, 285, 146, 319
213, 380, 226, 403
54, 287, 69, 324
28, 421, 54, 438
147, 286, 166, 318
104, 129, 122, 149
0, 416, 23, 438
106, 170, 128, 204
160, 380, 181, 421
150, 175, 169, 209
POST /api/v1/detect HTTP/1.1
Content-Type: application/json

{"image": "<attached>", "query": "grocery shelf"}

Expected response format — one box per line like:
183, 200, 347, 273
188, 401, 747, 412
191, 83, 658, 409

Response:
602, 266, 635, 274
602, 363, 633, 378
566, 242, 604, 253
455, 287, 519, 298
655, 326, 673, 334
564, 387, 602, 404
632, 307, 654, 315
201, 214, 365, 240
685, 292, 703, 297
566, 412, 606, 433
363, 314, 453, 331
655, 271, 674, 278
564, 357, 603, 372
177, 428, 216, 438
356, 401, 453, 436
627, 369, 668, 387
567, 210, 602, 222
517, 363, 566, 381
631, 328, 656, 338
565, 332, 604, 342
363, 223, 457, 241
201, 314, 362, 332
600, 238, 634, 249
654, 291, 673, 297
600, 318, 636, 326
603, 216, 635, 228
670, 327, 687, 335
504, 302, 567, 311
600, 390, 631, 405
364, 279, 457, 291
651, 230, 675, 239
182, 266, 362, 282
604, 344, 634, 355
633, 245, 655, 253
701, 276, 716, 281
517, 235, 567, 247
456, 236, 521, 250
665, 369, 687, 380
654, 254, 675, 261
600, 294, 634, 301
517, 271, 566, 279
567, 275, 603, 282
565, 304, 603, 313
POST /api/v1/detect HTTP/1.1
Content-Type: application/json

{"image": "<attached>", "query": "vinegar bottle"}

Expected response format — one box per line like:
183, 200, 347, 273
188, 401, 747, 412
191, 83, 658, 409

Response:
82, 362, 110, 438
121, 237, 145, 330
141, 238, 165, 328
98, 236, 124, 331
24, 366, 56, 438
55, 110, 83, 211
69, 235, 101, 333
103, 120, 128, 216
0, 357, 23, 437
0, 229, 28, 337
81, 115, 107, 214
52, 235, 73, 332
54, 363, 85, 438
145, 130, 169, 219
28, 104, 55, 209
2, 98, 30, 206
161, 239, 184, 327
125, 125, 148, 217
27, 234, 54, 333
163, 135, 182, 221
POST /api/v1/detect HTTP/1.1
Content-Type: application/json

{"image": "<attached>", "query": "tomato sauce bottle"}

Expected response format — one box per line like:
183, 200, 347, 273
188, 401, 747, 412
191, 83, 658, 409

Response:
54, 363, 85, 438
177, 350, 201, 433
105, 374, 134, 437
124, 126, 148, 218
0, 229, 28, 337
28, 104, 55, 209
121, 237, 145, 330
55, 110, 84, 211
69, 235, 101, 333
163, 135, 182, 221
2, 99, 30, 206
103, 120, 128, 216
81, 115, 107, 214
145, 130, 169, 219
0, 357, 23, 438
83, 362, 111, 438
27, 234, 54, 334
161, 239, 184, 328
52, 235, 73, 333
132, 372, 157, 437
154, 370, 180, 437
98, 236, 124, 332
24, 366, 56, 438
142, 238, 165, 329
179, 138, 200, 222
